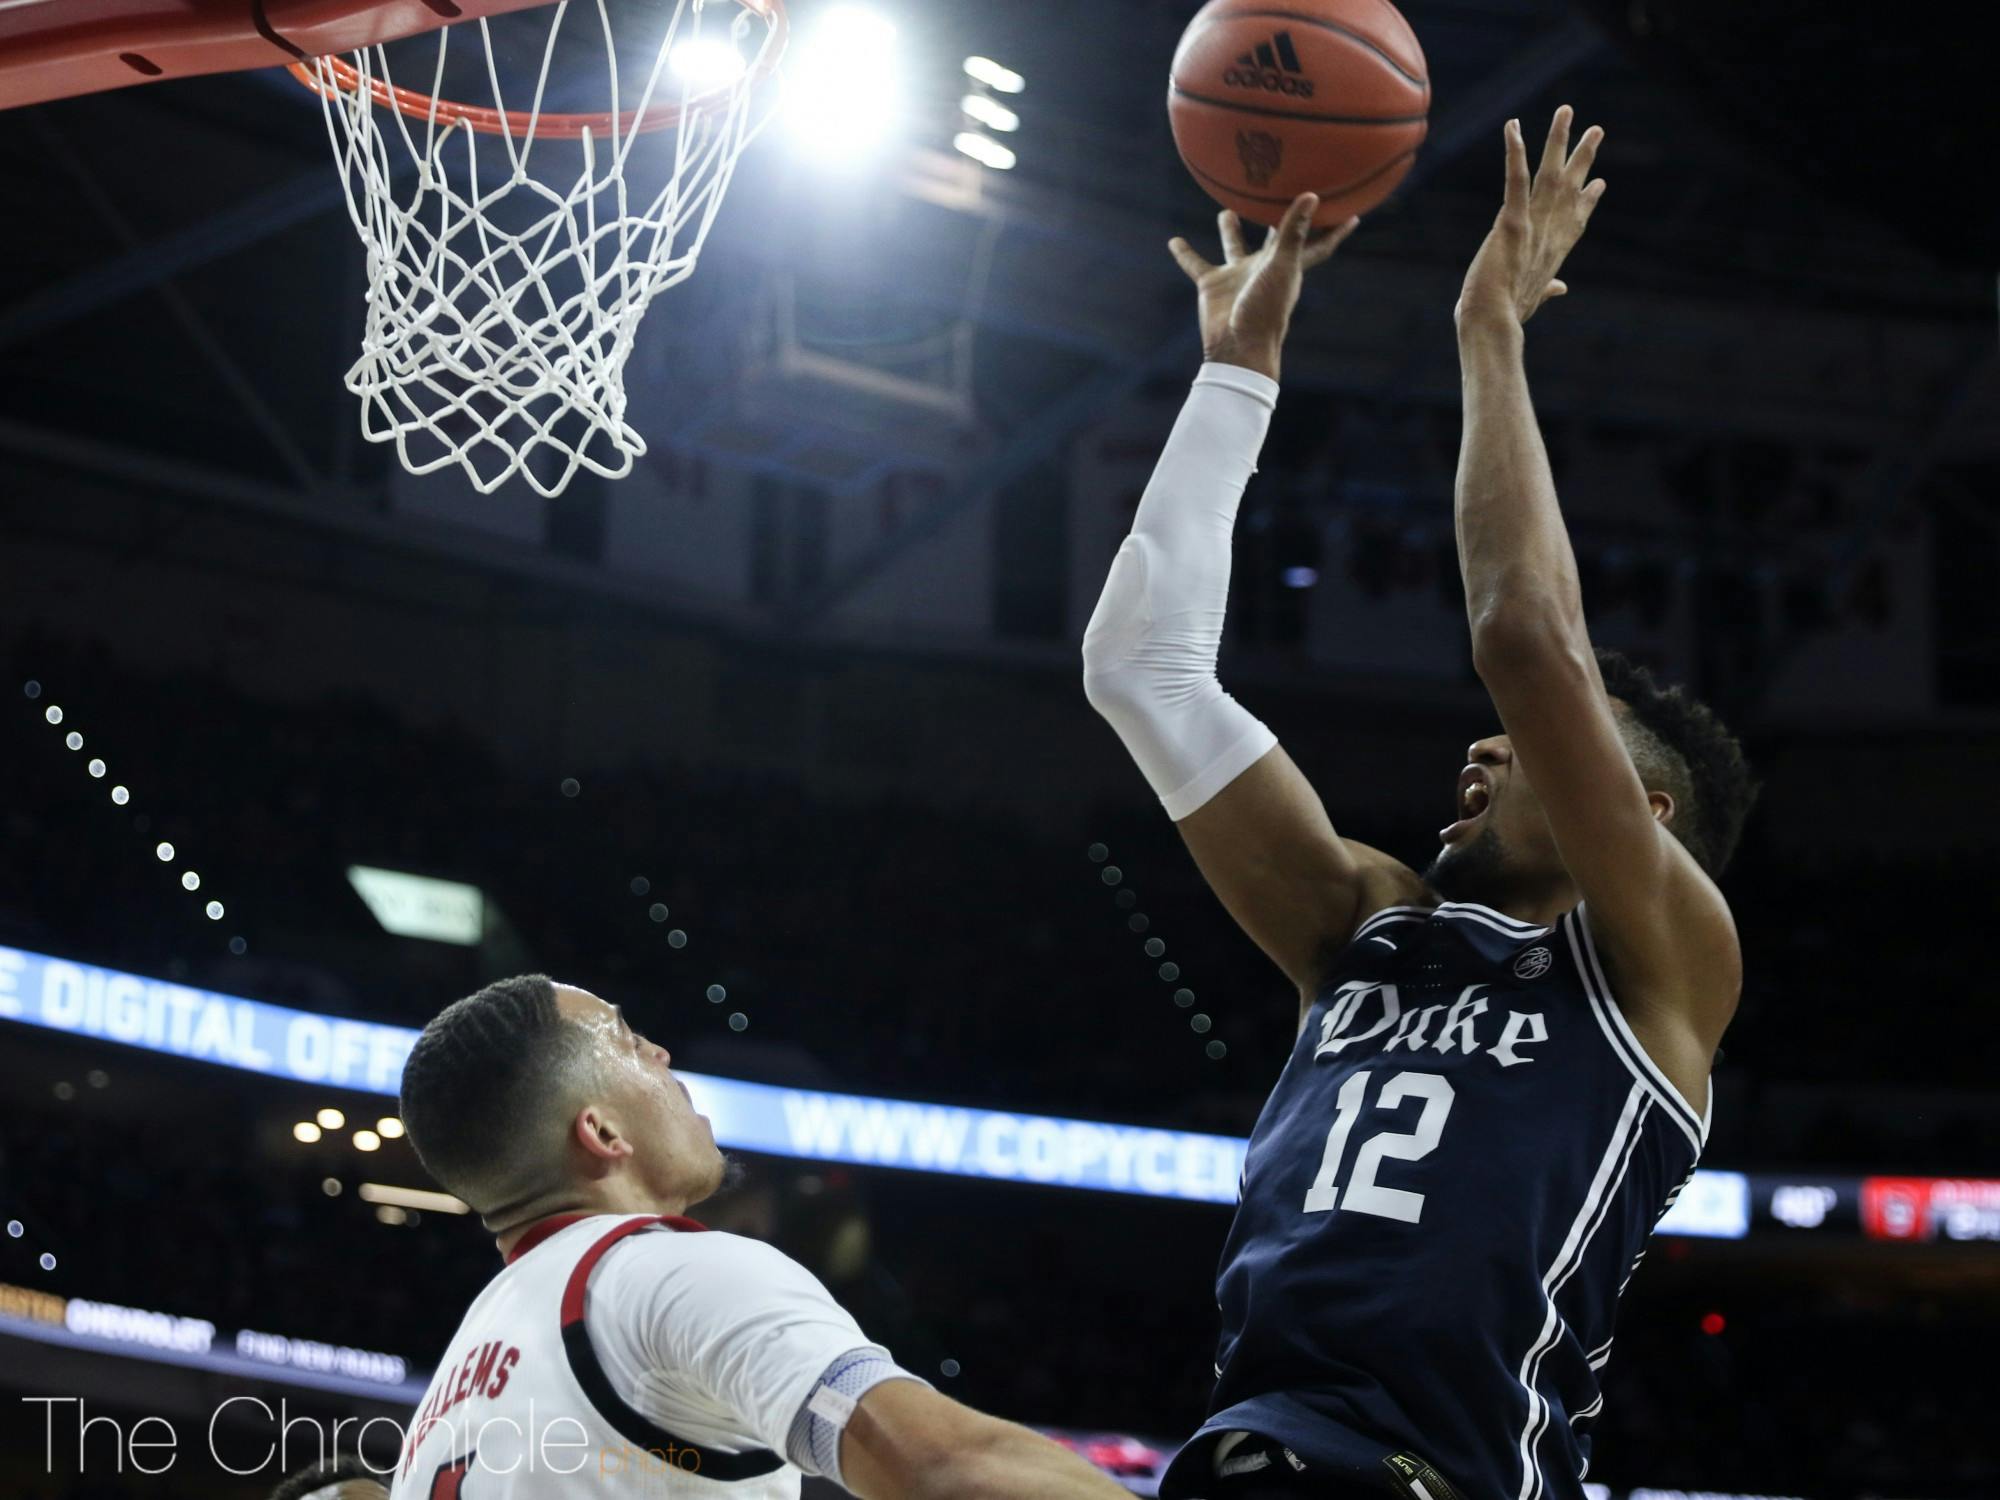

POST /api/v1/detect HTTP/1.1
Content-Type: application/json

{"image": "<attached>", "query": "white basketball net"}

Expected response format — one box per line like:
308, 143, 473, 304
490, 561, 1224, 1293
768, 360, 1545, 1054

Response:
301, 0, 782, 497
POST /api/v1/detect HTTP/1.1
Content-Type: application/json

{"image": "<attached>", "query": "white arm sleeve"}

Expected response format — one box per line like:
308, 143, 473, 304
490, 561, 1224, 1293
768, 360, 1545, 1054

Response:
1081, 362, 1281, 820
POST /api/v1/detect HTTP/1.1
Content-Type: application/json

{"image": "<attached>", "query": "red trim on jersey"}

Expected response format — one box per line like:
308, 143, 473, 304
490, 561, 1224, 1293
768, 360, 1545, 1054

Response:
505, 1210, 708, 1268
503, 1213, 594, 1266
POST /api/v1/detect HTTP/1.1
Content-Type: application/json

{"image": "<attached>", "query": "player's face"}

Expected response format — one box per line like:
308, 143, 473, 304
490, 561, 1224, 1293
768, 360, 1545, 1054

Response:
555, 986, 726, 1207
1421, 730, 1564, 902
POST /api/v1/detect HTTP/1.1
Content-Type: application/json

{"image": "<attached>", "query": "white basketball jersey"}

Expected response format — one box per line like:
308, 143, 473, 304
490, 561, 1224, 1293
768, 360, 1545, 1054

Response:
389, 1213, 891, 1500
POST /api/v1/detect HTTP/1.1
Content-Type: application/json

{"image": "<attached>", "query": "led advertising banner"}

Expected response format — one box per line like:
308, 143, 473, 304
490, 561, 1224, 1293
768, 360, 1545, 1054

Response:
0, 944, 416, 1093
1755, 1175, 2000, 1244
7, 940, 1971, 1231
0, 942, 1243, 1203
0, 1281, 423, 1403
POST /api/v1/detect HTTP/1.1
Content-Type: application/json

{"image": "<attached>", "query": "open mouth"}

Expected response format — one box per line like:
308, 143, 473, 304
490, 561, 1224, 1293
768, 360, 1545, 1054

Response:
1459, 773, 1492, 820
1439, 767, 1493, 843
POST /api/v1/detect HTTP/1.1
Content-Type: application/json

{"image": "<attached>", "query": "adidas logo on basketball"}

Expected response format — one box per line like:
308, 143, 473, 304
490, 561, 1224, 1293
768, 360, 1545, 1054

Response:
1221, 32, 1314, 98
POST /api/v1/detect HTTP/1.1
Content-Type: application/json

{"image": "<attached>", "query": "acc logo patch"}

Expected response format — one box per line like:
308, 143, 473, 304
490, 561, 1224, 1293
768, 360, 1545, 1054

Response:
1512, 945, 1553, 980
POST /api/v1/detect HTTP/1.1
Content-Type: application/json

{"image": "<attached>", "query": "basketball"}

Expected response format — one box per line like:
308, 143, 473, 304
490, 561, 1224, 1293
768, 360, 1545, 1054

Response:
1168, 0, 1430, 227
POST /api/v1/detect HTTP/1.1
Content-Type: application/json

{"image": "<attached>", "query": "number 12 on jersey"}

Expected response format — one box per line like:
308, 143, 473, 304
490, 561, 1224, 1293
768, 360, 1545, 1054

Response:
1302, 1070, 1456, 1222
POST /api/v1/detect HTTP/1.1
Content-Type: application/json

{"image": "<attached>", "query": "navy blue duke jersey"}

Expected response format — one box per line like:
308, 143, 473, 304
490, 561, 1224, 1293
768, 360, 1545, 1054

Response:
1163, 901, 1708, 1500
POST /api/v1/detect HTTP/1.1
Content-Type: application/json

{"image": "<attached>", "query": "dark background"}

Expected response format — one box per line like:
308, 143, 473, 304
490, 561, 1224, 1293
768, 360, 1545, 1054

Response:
1, 1, 1996, 1496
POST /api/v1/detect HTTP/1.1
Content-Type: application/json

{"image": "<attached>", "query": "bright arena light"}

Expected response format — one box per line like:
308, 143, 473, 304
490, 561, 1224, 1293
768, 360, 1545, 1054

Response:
377, 1117, 406, 1140
206, 901, 225, 920
111, 785, 129, 805
87, 758, 105, 777
669, 36, 748, 89
293, 1122, 322, 1144
953, 132, 1016, 171
963, 55, 1024, 93
354, 1129, 382, 1153
317, 1107, 346, 1130
155, 842, 174, 862
182, 871, 201, 891
961, 94, 1019, 132
783, 6, 901, 164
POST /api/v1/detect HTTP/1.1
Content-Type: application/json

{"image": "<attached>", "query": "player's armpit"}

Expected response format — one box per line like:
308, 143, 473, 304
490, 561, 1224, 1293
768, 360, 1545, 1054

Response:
1175, 743, 1425, 1000
1472, 623, 1740, 1092
838, 1380, 1133, 1500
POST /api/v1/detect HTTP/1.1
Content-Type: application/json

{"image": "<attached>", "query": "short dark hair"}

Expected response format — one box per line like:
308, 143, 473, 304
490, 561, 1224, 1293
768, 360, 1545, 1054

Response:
267, 1454, 384, 1500
1596, 648, 1759, 877
399, 974, 599, 1217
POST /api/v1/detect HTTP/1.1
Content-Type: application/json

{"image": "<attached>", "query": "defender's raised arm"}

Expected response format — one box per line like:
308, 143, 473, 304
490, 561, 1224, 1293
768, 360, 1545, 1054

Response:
1082, 196, 1421, 1015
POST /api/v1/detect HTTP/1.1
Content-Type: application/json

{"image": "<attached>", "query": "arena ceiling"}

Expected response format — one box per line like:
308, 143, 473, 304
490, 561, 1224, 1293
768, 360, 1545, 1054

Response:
0, 0, 1992, 649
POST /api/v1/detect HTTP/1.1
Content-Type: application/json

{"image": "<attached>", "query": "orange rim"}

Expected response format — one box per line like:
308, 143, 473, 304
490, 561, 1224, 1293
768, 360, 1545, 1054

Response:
286, 0, 785, 139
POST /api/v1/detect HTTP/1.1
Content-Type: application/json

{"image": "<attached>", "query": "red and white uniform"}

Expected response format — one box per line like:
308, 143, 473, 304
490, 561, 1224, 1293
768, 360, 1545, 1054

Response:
391, 1214, 911, 1499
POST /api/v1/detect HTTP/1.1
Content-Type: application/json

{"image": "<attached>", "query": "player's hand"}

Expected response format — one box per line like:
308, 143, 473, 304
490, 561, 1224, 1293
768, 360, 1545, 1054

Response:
1169, 194, 1358, 381
1456, 106, 1606, 333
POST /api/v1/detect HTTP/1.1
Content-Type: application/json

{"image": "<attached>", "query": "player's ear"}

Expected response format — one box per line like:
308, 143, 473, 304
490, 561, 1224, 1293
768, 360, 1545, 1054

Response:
1647, 789, 1675, 827
574, 1103, 632, 1161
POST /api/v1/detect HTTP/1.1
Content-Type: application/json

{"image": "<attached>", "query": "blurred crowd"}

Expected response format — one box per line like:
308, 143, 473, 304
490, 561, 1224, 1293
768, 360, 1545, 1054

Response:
1, 632, 1995, 1498
1, 633, 1990, 1147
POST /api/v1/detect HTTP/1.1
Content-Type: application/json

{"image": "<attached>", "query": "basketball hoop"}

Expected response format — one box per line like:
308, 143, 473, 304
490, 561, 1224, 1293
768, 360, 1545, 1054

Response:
291, 0, 787, 496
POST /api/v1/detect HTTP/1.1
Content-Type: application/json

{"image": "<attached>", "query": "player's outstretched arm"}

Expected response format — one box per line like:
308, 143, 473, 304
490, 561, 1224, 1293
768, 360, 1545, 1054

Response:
1084, 196, 1423, 1014
629, 1231, 1131, 1500
839, 1378, 1135, 1500
1451, 108, 1739, 1099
